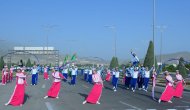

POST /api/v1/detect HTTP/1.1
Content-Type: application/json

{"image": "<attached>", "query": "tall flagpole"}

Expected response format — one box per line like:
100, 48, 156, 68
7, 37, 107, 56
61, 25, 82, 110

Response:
152, 0, 156, 100
153, 0, 156, 67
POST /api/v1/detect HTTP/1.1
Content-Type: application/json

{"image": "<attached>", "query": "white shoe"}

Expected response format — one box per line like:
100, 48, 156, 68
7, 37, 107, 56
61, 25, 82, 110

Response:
126, 88, 129, 90
44, 96, 48, 99
113, 87, 115, 89
83, 100, 87, 104
4, 103, 9, 106
96, 101, 100, 104
114, 89, 117, 92
158, 99, 161, 103
168, 100, 172, 103
132, 90, 135, 92
144, 89, 147, 92
56, 97, 59, 99
20, 104, 23, 107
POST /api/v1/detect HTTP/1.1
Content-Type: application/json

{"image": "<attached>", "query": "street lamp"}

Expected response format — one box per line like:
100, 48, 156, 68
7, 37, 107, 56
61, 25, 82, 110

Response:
42, 24, 58, 64
156, 25, 167, 64
153, 0, 156, 66
104, 25, 117, 57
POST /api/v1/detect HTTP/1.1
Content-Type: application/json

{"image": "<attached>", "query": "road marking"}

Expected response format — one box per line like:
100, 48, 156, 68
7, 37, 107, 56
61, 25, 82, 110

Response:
184, 91, 190, 94
45, 102, 54, 110
42, 84, 46, 88
147, 109, 156, 110
166, 109, 176, 110
182, 101, 190, 104
124, 109, 136, 110
175, 106, 189, 108
119, 101, 141, 110
82, 84, 89, 89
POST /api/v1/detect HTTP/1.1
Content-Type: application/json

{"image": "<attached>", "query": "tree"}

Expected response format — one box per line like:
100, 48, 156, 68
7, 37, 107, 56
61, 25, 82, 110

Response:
26, 58, 32, 67
0, 56, 5, 70
177, 57, 188, 77
110, 57, 119, 69
144, 41, 154, 69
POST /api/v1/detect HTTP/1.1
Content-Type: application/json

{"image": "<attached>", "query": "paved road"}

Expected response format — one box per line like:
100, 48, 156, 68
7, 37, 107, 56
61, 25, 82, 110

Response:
0, 74, 190, 110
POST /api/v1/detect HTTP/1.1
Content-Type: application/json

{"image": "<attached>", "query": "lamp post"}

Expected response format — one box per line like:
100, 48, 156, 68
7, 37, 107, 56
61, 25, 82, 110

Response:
42, 24, 58, 65
153, 0, 156, 67
104, 25, 117, 57
156, 25, 167, 65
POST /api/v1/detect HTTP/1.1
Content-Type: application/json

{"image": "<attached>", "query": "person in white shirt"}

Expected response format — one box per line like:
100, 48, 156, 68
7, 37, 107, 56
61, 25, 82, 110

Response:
113, 67, 120, 92
125, 68, 131, 89
31, 65, 38, 85
84, 68, 89, 81
70, 66, 78, 85
131, 50, 139, 67
130, 67, 138, 92
88, 68, 93, 83
62, 66, 68, 82
143, 66, 154, 92
112, 69, 116, 86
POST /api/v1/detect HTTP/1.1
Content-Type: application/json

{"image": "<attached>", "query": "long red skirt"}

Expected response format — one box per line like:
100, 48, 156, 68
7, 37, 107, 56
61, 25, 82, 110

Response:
86, 83, 103, 104
44, 72, 49, 79
160, 84, 174, 101
8, 84, 25, 106
47, 82, 61, 98
9, 72, 13, 81
105, 74, 111, 81
2, 75, 6, 84
174, 81, 184, 98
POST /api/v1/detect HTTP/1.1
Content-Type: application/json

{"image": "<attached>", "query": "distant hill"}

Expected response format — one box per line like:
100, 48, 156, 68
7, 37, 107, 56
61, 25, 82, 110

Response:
0, 40, 190, 65
120, 51, 190, 65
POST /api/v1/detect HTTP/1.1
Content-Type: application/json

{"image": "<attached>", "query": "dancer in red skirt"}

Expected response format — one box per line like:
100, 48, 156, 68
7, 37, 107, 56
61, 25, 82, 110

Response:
105, 69, 111, 82
158, 71, 175, 103
83, 69, 103, 104
5, 67, 27, 106
44, 67, 64, 99
173, 70, 186, 98
1, 66, 9, 85
44, 66, 49, 80
9, 66, 14, 82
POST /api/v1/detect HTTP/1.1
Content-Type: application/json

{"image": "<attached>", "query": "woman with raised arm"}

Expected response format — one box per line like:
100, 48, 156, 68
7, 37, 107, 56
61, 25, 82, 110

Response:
158, 71, 175, 103
174, 70, 186, 98
44, 67, 64, 99
83, 69, 103, 104
5, 67, 27, 106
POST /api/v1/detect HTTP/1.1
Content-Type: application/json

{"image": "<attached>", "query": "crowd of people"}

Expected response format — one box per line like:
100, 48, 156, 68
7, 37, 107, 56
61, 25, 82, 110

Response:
0, 53, 187, 107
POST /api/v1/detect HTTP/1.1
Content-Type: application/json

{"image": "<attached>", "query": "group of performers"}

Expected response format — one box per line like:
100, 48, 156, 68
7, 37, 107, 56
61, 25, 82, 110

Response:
158, 70, 186, 103
1, 66, 14, 85
0, 50, 187, 107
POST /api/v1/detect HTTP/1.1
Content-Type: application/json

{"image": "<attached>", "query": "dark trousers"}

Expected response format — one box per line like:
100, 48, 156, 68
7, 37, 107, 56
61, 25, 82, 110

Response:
137, 77, 143, 88
125, 77, 131, 88
71, 75, 76, 85
88, 74, 92, 83
32, 74, 37, 85
144, 78, 149, 90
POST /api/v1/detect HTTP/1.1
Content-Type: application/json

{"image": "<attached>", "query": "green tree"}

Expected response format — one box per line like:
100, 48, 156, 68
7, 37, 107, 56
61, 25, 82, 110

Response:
110, 57, 119, 69
26, 58, 32, 67
166, 65, 176, 72
177, 57, 188, 77
144, 41, 154, 69
0, 56, 5, 70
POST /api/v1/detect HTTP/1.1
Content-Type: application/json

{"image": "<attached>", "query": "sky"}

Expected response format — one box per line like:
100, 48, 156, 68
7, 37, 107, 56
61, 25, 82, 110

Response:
0, 0, 190, 60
